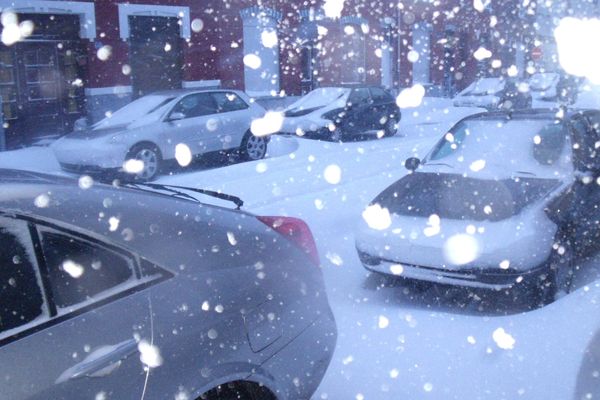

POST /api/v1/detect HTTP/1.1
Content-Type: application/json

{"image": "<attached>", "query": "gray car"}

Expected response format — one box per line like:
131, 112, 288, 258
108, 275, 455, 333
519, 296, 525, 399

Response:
0, 169, 336, 400
52, 89, 268, 181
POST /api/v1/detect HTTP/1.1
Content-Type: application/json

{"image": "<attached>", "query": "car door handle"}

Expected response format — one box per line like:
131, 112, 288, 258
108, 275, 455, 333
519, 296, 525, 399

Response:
56, 338, 139, 383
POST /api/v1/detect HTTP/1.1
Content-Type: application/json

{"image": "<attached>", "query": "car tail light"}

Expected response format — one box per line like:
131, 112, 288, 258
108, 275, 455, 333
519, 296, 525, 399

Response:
258, 216, 320, 267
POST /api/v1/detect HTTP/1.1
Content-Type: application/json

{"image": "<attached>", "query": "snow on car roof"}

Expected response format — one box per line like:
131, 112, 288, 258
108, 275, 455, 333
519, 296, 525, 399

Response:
425, 111, 574, 179
460, 77, 506, 96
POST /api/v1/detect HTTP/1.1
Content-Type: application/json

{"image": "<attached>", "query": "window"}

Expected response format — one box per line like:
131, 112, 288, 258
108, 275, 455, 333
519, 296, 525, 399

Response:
0, 217, 46, 335
38, 229, 136, 310
369, 87, 392, 103
211, 92, 249, 113
348, 88, 370, 106
170, 93, 217, 119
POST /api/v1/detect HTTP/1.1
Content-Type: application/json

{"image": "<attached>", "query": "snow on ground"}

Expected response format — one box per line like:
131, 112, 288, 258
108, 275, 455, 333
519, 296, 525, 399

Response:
4, 99, 600, 398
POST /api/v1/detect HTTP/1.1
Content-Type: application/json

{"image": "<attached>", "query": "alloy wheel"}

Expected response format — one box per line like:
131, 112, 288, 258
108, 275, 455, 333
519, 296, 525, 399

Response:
134, 148, 158, 180
246, 135, 266, 160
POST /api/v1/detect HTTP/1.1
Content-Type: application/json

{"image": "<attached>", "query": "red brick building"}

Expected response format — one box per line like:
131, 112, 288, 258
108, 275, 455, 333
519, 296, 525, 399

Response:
0, 0, 531, 148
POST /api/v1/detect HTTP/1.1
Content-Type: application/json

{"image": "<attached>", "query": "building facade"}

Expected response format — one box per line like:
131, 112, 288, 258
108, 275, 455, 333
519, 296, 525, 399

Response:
0, 0, 532, 148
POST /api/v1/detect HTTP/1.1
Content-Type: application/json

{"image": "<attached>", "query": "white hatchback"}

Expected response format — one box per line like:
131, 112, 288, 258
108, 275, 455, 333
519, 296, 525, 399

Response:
52, 89, 267, 181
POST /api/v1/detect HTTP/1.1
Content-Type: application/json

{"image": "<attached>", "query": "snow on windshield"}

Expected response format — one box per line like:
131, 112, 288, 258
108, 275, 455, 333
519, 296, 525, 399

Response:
428, 117, 572, 178
529, 73, 559, 91
461, 78, 505, 96
93, 95, 174, 129
287, 87, 350, 111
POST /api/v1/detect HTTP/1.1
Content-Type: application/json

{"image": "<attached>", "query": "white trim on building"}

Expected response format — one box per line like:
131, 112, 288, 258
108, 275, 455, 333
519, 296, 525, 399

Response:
412, 22, 432, 84
239, 6, 281, 97
84, 86, 132, 96
117, 3, 190, 41
182, 80, 221, 89
0, 0, 96, 40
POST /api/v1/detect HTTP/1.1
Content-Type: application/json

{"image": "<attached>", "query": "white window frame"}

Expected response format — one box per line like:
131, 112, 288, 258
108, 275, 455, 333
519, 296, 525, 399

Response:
117, 3, 190, 41
412, 22, 432, 84
0, 0, 96, 40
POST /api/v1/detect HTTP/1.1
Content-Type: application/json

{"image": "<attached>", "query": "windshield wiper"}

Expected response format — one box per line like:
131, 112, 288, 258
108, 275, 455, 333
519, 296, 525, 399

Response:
423, 161, 454, 168
123, 182, 244, 209
512, 170, 538, 178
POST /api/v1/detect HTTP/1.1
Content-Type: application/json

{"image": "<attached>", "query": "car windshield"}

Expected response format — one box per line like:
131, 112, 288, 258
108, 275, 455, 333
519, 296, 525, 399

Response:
93, 95, 175, 129
287, 87, 350, 110
529, 73, 560, 91
462, 78, 505, 95
427, 117, 572, 178
3, 2, 600, 400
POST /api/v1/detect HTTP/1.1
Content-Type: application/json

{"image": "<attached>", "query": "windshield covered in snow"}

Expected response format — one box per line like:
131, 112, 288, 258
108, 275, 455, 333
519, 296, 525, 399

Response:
286, 87, 350, 111
460, 78, 505, 96
427, 117, 573, 178
529, 73, 560, 91
93, 95, 175, 129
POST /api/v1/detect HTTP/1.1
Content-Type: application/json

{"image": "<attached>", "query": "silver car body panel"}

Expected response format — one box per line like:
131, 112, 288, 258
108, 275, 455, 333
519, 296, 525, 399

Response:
52, 89, 265, 170
0, 170, 336, 400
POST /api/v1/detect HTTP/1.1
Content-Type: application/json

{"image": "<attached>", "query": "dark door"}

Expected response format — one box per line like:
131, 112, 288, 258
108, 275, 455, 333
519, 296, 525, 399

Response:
129, 16, 183, 98
1, 13, 85, 148
369, 87, 396, 130
345, 87, 372, 133
16, 42, 63, 137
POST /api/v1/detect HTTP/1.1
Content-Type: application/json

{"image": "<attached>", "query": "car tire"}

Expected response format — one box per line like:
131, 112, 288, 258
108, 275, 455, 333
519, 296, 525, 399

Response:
125, 143, 162, 182
383, 118, 397, 137
330, 129, 344, 142
239, 131, 267, 161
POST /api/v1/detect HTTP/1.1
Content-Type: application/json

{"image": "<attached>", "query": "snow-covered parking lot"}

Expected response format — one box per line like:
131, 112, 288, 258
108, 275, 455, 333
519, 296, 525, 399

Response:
3, 98, 600, 399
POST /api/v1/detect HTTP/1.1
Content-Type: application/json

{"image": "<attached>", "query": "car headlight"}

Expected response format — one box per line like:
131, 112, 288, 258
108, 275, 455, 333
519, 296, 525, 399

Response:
322, 108, 345, 123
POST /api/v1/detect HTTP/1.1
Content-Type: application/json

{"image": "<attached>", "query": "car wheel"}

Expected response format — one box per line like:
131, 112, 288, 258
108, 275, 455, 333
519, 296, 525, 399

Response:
240, 132, 267, 161
383, 118, 397, 137
126, 143, 162, 181
537, 236, 575, 306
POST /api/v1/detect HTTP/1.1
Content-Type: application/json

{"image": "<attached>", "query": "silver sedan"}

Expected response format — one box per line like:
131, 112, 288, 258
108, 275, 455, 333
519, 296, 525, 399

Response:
0, 168, 337, 399
52, 89, 268, 181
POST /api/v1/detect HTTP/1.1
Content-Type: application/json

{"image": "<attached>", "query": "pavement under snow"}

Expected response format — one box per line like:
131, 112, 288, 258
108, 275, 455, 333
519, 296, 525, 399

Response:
3, 98, 600, 399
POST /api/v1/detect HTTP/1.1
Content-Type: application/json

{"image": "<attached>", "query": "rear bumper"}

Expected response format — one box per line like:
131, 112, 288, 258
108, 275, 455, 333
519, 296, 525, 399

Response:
252, 308, 337, 400
357, 249, 547, 290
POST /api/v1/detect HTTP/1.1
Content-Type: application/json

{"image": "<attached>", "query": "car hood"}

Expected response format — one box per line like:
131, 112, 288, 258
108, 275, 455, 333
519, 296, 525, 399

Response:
284, 98, 346, 119
453, 94, 499, 106
61, 126, 128, 141
372, 172, 561, 222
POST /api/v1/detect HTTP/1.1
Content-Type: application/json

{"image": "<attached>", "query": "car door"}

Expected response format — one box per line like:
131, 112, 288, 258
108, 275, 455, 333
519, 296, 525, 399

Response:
210, 91, 252, 150
574, 111, 600, 256
164, 92, 220, 157
345, 87, 372, 133
0, 215, 164, 400
369, 87, 397, 131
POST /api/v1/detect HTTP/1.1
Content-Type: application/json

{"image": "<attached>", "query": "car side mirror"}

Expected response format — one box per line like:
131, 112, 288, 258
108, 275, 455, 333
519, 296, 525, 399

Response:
169, 112, 186, 121
73, 117, 88, 131
404, 157, 421, 171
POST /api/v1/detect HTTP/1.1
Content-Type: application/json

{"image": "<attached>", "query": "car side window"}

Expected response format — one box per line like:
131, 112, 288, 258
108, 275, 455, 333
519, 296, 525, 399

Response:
0, 217, 48, 336
211, 92, 249, 113
348, 88, 370, 106
428, 121, 469, 161
171, 93, 217, 119
369, 87, 392, 103
38, 228, 137, 310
